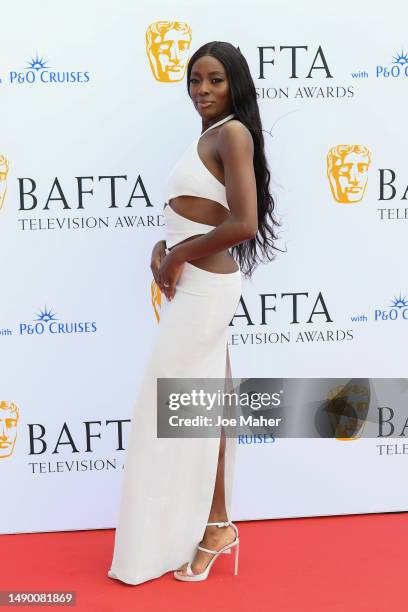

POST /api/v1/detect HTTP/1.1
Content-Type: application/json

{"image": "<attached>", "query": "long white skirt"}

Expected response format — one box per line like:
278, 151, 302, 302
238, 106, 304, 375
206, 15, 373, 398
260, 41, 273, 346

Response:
108, 260, 242, 585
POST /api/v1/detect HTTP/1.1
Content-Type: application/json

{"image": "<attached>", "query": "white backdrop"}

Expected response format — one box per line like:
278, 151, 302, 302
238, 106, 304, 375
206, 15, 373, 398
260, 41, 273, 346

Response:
1, 0, 407, 533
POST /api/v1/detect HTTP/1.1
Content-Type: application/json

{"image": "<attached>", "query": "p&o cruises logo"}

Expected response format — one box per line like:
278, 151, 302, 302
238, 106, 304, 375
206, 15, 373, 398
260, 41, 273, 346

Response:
374, 294, 408, 322
350, 294, 408, 324
4, 52, 90, 85
351, 49, 408, 80
19, 306, 97, 336
376, 49, 408, 80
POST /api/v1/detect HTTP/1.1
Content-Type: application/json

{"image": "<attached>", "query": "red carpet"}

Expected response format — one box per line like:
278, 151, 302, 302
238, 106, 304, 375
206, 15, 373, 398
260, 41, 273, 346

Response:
2, 513, 407, 611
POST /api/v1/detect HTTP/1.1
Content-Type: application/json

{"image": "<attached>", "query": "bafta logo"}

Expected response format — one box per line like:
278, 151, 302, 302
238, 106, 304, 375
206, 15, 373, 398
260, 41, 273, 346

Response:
326, 384, 370, 441
151, 279, 162, 323
0, 401, 19, 459
0, 154, 9, 210
327, 145, 371, 203
146, 21, 192, 82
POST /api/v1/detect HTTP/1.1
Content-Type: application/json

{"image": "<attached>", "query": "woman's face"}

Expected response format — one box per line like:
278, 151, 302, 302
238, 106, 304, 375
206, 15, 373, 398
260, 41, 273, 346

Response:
189, 55, 232, 119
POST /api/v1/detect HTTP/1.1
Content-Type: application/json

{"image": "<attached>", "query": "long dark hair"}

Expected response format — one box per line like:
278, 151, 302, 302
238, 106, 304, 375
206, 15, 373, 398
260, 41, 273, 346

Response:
186, 41, 281, 279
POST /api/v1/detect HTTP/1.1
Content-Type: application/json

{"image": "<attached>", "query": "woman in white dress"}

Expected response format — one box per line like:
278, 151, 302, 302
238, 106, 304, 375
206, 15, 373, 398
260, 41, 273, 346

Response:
108, 41, 279, 584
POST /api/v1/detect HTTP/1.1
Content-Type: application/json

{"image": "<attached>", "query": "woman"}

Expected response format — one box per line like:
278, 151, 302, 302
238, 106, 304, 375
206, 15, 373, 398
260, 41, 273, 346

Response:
108, 41, 279, 584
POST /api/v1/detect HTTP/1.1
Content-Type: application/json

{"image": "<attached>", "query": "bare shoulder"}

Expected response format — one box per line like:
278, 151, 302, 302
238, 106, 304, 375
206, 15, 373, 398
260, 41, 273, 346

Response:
218, 119, 253, 154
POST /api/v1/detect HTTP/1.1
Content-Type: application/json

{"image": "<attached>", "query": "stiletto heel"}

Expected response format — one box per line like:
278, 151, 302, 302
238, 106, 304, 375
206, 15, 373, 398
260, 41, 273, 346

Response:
173, 520, 239, 582
234, 541, 239, 575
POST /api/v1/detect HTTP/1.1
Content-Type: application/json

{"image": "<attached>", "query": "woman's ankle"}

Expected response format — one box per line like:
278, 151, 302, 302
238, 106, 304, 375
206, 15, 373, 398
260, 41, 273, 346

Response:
207, 516, 229, 525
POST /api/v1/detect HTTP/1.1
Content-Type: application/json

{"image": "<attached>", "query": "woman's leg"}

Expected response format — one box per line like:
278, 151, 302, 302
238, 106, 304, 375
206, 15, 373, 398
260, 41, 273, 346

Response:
175, 429, 237, 574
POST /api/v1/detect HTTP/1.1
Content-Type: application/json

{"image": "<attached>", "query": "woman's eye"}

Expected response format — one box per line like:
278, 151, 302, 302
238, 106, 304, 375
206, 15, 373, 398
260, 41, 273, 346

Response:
189, 78, 223, 84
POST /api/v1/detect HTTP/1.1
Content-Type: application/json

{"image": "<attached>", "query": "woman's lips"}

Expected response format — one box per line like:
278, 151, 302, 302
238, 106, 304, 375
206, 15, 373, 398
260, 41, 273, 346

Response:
197, 101, 213, 108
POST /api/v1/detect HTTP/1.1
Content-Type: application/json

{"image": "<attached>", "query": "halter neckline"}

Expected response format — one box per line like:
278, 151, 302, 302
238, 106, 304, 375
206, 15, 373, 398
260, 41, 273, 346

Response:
200, 113, 235, 138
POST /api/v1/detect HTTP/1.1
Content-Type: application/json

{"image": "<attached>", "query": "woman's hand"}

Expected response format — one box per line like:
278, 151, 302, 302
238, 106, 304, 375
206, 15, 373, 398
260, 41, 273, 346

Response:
157, 249, 184, 301
150, 240, 167, 291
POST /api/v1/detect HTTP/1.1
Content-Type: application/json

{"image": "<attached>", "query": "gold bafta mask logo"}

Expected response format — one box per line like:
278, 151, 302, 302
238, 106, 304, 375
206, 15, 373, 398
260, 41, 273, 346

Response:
146, 21, 192, 82
0, 154, 9, 210
0, 401, 19, 459
151, 279, 162, 323
326, 384, 370, 441
327, 145, 372, 203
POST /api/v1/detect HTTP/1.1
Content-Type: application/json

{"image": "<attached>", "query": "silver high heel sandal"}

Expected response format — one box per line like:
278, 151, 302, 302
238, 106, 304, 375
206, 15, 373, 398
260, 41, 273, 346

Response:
173, 520, 239, 582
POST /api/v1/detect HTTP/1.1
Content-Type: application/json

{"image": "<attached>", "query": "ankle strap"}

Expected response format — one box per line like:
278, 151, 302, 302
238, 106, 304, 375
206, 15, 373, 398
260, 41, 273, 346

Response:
207, 521, 231, 527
